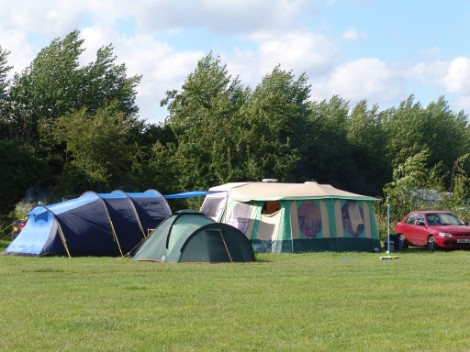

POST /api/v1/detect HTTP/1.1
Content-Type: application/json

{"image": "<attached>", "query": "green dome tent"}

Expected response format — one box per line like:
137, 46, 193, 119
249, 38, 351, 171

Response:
133, 210, 255, 263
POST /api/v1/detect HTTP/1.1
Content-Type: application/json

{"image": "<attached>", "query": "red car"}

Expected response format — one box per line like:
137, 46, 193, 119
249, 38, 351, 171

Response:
395, 211, 470, 250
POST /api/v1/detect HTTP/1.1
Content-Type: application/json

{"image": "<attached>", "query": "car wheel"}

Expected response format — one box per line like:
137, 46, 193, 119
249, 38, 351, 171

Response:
427, 236, 436, 251
398, 234, 408, 249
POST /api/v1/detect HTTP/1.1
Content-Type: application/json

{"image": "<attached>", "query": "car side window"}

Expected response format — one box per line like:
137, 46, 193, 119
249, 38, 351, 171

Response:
416, 214, 425, 224
426, 214, 439, 225
406, 214, 416, 224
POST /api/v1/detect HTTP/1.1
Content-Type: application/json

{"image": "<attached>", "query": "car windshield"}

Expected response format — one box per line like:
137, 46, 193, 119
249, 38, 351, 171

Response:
426, 213, 465, 226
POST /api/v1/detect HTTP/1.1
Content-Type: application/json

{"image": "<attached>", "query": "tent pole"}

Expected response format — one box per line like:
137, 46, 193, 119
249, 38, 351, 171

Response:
380, 197, 398, 260
114, 190, 147, 239
95, 195, 124, 257
55, 221, 72, 258
387, 197, 390, 254
219, 231, 233, 262
41, 205, 71, 258
0, 221, 17, 241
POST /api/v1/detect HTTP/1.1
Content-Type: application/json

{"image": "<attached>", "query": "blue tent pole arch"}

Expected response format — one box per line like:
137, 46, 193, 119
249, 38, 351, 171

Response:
112, 190, 148, 240
89, 191, 124, 257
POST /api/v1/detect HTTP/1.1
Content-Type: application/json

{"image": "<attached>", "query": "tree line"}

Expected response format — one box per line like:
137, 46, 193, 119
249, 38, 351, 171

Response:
1, 31, 470, 223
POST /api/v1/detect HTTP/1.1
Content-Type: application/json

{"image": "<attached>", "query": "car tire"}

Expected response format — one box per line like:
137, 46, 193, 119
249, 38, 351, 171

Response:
427, 236, 436, 251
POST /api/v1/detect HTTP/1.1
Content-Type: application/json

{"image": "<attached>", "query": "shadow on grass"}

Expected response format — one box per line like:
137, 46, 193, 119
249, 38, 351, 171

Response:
253, 253, 273, 262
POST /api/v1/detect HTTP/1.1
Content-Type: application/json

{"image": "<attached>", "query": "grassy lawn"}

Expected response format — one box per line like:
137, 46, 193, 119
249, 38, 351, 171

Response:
0, 239, 469, 351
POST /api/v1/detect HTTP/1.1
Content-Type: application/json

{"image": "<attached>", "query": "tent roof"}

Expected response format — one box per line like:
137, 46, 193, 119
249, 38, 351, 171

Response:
28, 189, 166, 217
207, 182, 249, 192
228, 182, 378, 202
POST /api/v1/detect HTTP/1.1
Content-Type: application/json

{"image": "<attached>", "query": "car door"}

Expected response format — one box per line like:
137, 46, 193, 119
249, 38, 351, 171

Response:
398, 213, 417, 245
413, 213, 429, 246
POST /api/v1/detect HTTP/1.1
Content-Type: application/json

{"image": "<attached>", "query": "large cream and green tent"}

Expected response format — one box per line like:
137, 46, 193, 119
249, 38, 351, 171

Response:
200, 182, 380, 253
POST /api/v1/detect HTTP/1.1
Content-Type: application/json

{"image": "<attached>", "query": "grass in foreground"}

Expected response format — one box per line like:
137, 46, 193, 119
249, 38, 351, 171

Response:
0, 246, 469, 352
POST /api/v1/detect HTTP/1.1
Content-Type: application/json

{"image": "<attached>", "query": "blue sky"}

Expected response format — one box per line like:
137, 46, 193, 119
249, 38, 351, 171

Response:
1, 0, 470, 123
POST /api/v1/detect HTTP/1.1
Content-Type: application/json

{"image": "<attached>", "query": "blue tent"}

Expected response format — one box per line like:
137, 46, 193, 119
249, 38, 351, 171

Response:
4, 190, 171, 257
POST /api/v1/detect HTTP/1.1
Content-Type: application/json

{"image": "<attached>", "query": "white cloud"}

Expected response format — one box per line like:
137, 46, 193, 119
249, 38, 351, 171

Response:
0, 0, 314, 123
106, 34, 205, 122
236, 31, 339, 82
341, 29, 367, 41
1, 0, 469, 122
77, 0, 307, 34
326, 58, 402, 105
175, 0, 306, 33
452, 95, 470, 113
409, 61, 449, 85
444, 56, 470, 94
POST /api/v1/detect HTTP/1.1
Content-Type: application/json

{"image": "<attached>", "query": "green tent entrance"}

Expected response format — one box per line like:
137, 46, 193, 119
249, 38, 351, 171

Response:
133, 210, 255, 263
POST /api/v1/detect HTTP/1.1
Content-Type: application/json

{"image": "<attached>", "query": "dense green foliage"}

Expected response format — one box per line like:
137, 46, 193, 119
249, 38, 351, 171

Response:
0, 31, 142, 207
1, 250, 469, 351
0, 140, 46, 215
1, 31, 470, 223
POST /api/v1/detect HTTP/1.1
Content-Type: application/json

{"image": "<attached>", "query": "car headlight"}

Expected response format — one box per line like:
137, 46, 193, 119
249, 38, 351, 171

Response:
438, 232, 453, 237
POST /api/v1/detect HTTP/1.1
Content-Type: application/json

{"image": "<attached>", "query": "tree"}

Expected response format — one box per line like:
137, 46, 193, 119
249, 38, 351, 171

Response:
382, 95, 468, 186
451, 153, 470, 207
0, 140, 46, 216
424, 98, 468, 176
346, 100, 391, 195
7, 31, 85, 145
0, 46, 12, 108
161, 53, 250, 190
130, 122, 178, 192
384, 149, 445, 222
8, 31, 142, 144
298, 96, 355, 188
80, 43, 141, 117
6, 29, 141, 146
3, 30, 142, 197
51, 105, 137, 197
0, 46, 13, 138
238, 66, 311, 181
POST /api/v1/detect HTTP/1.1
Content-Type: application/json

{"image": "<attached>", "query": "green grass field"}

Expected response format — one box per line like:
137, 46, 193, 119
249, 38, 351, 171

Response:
1, 239, 469, 352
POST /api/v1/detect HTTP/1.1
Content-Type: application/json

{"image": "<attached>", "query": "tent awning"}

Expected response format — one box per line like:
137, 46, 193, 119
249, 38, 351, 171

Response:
228, 182, 378, 202
164, 191, 209, 199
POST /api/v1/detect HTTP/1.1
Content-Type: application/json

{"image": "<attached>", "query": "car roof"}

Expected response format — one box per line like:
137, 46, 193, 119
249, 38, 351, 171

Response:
408, 210, 452, 215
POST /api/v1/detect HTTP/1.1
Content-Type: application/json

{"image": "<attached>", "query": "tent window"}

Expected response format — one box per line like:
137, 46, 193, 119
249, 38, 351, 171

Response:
227, 203, 252, 233
262, 201, 281, 214
200, 198, 225, 219
297, 200, 322, 238
341, 200, 365, 237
